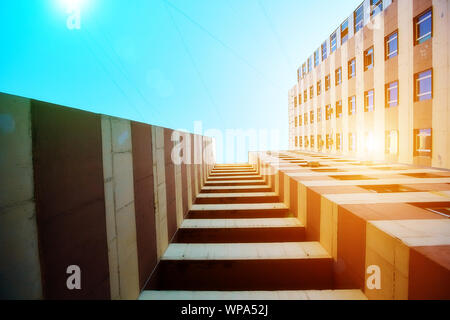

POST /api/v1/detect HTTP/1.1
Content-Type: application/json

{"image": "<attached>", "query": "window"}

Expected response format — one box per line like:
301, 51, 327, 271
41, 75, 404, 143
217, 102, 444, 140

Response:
385, 31, 398, 60
310, 86, 314, 99
385, 130, 398, 155
354, 4, 364, 33
326, 134, 333, 150
304, 90, 307, 102
326, 104, 332, 120
365, 89, 374, 112
294, 96, 298, 108
317, 135, 324, 151
321, 41, 328, 61
414, 9, 432, 45
414, 128, 432, 156
310, 110, 314, 124
349, 133, 357, 152
314, 49, 320, 67
299, 136, 303, 147
317, 81, 322, 96
348, 96, 356, 115
415, 69, 432, 101
308, 57, 312, 73
330, 31, 337, 53
295, 116, 298, 127
302, 63, 306, 76
325, 75, 331, 91
304, 113, 308, 125
297, 68, 301, 82
348, 58, 356, 79
310, 135, 315, 148
385, 81, 398, 108
341, 20, 349, 45
305, 136, 309, 148
336, 133, 342, 151
317, 107, 322, 122
298, 115, 302, 127
371, 0, 383, 17
364, 47, 374, 71
336, 100, 342, 118
295, 136, 298, 147
335, 67, 342, 86
298, 94, 302, 106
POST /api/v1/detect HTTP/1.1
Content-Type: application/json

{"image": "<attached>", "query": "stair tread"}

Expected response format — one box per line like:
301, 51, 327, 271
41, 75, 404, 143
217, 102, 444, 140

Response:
190, 203, 288, 211
162, 242, 330, 260
202, 186, 270, 190
181, 218, 303, 229
139, 290, 367, 300
196, 192, 277, 198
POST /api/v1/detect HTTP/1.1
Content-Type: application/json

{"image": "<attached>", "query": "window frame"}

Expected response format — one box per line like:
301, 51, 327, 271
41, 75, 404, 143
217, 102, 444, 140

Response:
330, 31, 337, 53
341, 19, 349, 45
385, 80, 399, 108
364, 46, 374, 71
335, 67, 342, 86
325, 74, 331, 91
317, 80, 322, 96
348, 58, 356, 79
321, 41, 328, 61
310, 110, 315, 124
385, 30, 398, 60
348, 95, 356, 115
414, 69, 433, 102
317, 107, 322, 122
370, 0, 383, 17
310, 86, 314, 100
336, 100, 343, 119
354, 4, 364, 34
364, 89, 374, 112
414, 128, 432, 156
314, 49, 320, 67
414, 8, 433, 45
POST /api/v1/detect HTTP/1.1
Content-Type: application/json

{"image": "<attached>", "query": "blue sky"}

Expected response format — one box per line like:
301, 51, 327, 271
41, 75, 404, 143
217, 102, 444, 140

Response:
0, 0, 361, 162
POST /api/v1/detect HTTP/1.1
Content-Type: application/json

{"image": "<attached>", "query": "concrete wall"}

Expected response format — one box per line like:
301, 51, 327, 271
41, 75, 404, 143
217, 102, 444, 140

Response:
0, 92, 215, 300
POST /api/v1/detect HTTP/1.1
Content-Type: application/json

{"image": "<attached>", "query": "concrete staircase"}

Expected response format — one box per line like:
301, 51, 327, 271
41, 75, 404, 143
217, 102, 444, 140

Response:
141, 164, 366, 300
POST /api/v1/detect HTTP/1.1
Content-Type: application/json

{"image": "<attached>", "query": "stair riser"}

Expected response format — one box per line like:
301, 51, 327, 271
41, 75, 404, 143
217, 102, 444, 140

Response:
146, 259, 333, 291
195, 196, 279, 204
207, 177, 263, 181
173, 227, 305, 243
187, 209, 292, 219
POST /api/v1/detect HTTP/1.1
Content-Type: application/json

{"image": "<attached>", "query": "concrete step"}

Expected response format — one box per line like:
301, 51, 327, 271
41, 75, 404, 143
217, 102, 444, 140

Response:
146, 242, 333, 291
205, 180, 267, 187
174, 218, 305, 243
187, 203, 292, 219
194, 192, 279, 204
207, 175, 263, 181
201, 186, 273, 194
139, 289, 367, 300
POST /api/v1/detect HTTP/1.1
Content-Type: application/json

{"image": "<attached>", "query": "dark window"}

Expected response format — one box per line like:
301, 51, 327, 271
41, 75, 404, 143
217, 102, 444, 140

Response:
310, 110, 314, 124
298, 94, 302, 105
348, 96, 356, 115
385, 81, 398, 108
385, 31, 398, 59
335, 67, 342, 86
414, 128, 432, 156
414, 9, 432, 45
330, 31, 337, 53
371, 0, 383, 17
365, 89, 374, 112
348, 58, 356, 79
317, 81, 322, 96
341, 19, 349, 45
310, 86, 314, 99
414, 69, 432, 101
325, 75, 331, 91
304, 90, 307, 102
321, 41, 328, 61
364, 47, 374, 71
354, 4, 364, 33
336, 100, 342, 118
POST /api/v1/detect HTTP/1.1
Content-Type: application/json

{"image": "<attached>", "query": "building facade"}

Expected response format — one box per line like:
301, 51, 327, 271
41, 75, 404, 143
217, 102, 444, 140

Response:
288, 0, 450, 169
